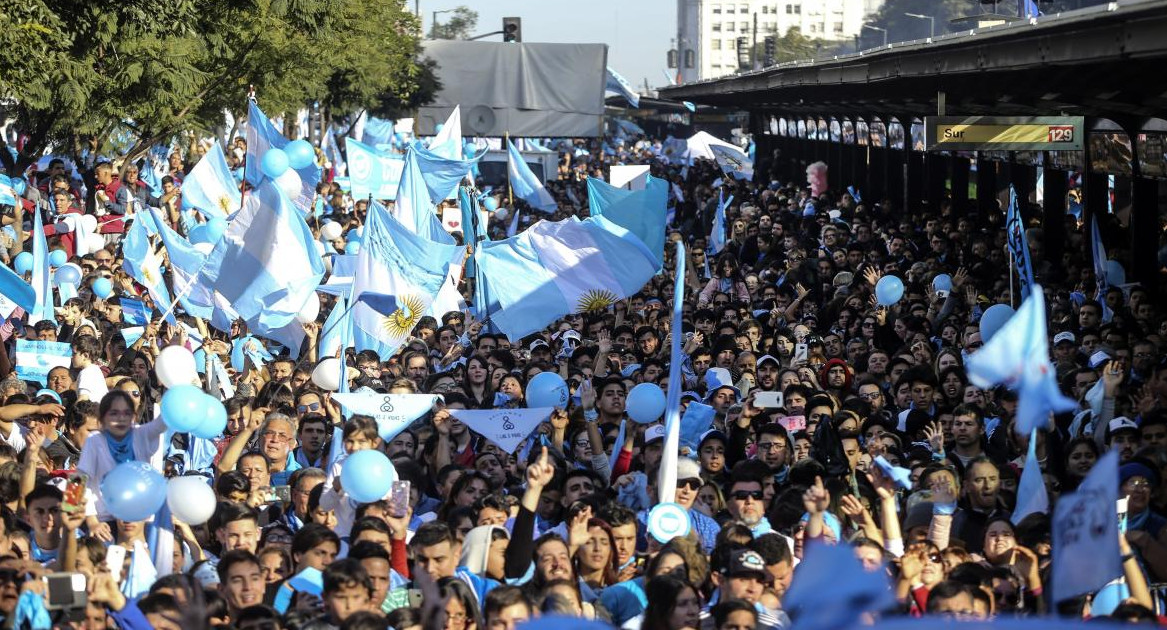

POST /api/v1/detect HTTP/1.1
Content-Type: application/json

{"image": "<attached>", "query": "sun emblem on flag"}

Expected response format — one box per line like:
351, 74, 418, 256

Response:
577, 289, 619, 313
142, 265, 159, 286
380, 294, 426, 338
217, 195, 233, 214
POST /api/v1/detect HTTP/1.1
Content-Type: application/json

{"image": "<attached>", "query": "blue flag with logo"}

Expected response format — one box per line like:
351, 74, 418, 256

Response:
1006, 185, 1035, 299
346, 138, 403, 200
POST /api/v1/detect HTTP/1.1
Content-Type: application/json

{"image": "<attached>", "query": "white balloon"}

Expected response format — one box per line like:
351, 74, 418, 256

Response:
297, 294, 320, 324
320, 222, 343, 241
193, 242, 214, 255
311, 358, 342, 391
156, 346, 198, 388
79, 214, 98, 234
275, 169, 302, 200
167, 476, 216, 525
87, 233, 106, 252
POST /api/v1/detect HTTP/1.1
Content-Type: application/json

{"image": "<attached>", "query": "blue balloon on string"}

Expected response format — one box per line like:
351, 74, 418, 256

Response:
875, 275, 904, 306
48, 249, 67, 267
979, 304, 1016, 342
627, 383, 666, 424
53, 264, 81, 287
285, 140, 315, 170
100, 461, 167, 522
932, 274, 953, 293
526, 371, 568, 409
13, 252, 33, 275
260, 148, 290, 179
341, 450, 398, 503
91, 277, 113, 299
483, 197, 499, 212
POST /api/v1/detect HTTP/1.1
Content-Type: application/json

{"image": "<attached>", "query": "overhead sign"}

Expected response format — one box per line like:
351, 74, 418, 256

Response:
925, 116, 1084, 151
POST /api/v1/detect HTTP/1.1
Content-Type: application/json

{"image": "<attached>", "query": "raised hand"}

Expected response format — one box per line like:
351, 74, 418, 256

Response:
802, 476, 830, 514
525, 446, 555, 490
922, 421, 945, 453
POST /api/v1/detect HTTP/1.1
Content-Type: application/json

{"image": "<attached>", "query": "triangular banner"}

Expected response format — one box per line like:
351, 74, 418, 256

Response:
332, 392, 439, 441
448, 408, 553, 453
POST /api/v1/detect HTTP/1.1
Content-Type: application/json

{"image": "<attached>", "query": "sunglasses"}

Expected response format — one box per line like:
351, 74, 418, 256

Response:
0, 569, 27, 585
731, 490, 764, 501
296, 402, 321, 414
677, 478, 702, 490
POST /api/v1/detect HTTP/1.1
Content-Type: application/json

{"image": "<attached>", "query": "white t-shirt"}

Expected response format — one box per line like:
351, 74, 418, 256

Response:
76, 364, 108, 402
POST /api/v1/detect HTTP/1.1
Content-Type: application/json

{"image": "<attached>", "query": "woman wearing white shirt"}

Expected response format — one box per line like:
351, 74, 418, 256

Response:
75, 390, 169, 528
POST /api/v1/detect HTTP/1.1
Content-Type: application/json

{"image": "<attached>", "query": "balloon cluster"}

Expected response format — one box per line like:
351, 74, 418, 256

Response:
102, 462, 217, 525
161, 385, 227, 439
259, 141, 314, 200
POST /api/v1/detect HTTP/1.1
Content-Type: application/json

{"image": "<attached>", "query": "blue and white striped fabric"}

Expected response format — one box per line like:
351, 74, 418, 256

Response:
709, 189, 732, 255
0, 175, 16, 206
475, 214, 657, 339
410, 140, 482, 204
586, 175, 668, 269
28, 207, 52, 325
506, 138, 556, 213
428, 106, 463, 160
14, 340, 72, 385
346, 138, 403, 200
199, 179, 325, 333
394, 148, 456, 245
245, 101, 321, 211
605, 66, 640, 108
182, 142, 240, 218
120, 298, 152, 325
121, 217, 176, 325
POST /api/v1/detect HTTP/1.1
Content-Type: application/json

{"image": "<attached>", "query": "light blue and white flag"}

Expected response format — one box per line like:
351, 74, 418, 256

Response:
14, 340, 71, 385
28, 208, 52, 325
361, 115, 397, 149
709, 189, 732, 255
586, 176, 668, 269
120, 298, 152, 325
1052, 450, 1121, 603
1012, 429, 1049, 525
448, 408, 552, 453
200, 179, 325, 332
506, 139, 556, 213
428, 106, 463, 160
318, 295, 351, 359
0, 175, 17, 206
246, 101, 321, 210
710, 144, 754, 181
410, 140, 482, 205
150, 208, 215, 320
121, 218, 176, 325
121, 540, 157, 599
658, 241, 686, 503
332, 392, 439, 441
1091, 215, 1109, 293
121, 326, 146, 347
346, 138, 404, 200
351, 201, 463, 359
182, 142, 240, 219
146, 500, 174, 577
395, 148, 456, 245
0, 264, 35, 313
1006, 185, 1035, 300
605, 66, 640, 108
476, 214, 658, 340
967, 286, 1076, 435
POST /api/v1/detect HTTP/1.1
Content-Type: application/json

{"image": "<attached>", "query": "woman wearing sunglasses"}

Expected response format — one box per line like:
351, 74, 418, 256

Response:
897, 541, 948, 616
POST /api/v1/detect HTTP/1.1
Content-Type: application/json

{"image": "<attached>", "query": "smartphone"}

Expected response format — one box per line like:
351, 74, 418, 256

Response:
43, 573, 86, 610
407, 589, 424, 607
754, 391, 785, 409
104, 545, 126, 584
388, 480, 411, 518
271, 485, 291, 504
61, 474, 87, 514
794, 343, 809, 363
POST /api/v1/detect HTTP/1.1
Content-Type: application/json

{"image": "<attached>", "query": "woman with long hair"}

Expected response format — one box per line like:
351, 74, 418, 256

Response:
574, 518, 619, 591
462, 355, 495, 409
698, 256, 750, 307
640, 575, 701, 630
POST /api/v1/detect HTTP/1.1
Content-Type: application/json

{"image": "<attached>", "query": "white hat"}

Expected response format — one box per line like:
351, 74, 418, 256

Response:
1053, 332, 1076, 345
645, 424, 666, 444
676, 457, 702, 482
1109, 416, 1139, 436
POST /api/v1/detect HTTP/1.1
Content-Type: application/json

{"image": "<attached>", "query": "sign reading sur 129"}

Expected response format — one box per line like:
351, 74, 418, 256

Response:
925, 116, 1085, 151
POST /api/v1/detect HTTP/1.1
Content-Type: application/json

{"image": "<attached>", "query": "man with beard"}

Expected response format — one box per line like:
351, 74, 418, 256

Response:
755, 355, 781, 392
1107, 417, 1141, 463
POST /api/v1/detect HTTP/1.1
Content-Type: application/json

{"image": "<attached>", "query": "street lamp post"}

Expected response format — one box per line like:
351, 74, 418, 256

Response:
861, 23, 888, 48
431, 9, 456, 39
904, 12, 936, 39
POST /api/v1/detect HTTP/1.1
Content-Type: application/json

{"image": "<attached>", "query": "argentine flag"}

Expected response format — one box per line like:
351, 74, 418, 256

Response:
605, 66, 640, 108
351, 201, 464, 358
506, 139, 556, 213
182, 142, 240, 218
0, 175, 17, 206
246, 101, 322, 211
476, 215, 658, 339
428, 106, 463, 160
586, 175, 669, 269
121, 218, 177, 325
346, 138, 404, 201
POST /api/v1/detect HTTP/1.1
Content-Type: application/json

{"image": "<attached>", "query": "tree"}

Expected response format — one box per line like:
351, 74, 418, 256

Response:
0, 0, 435, 173
863, 0, 973, 44
431, 6, 478, 40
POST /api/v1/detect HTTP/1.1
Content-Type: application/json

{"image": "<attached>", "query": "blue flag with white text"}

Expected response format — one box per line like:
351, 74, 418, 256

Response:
1006, 186, 1035, 299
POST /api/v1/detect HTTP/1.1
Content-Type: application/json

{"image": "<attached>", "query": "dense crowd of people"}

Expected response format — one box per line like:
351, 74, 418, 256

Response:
0, 122, 1162, 630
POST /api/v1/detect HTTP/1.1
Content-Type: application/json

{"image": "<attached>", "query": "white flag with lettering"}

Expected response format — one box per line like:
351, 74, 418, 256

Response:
448, 408, 552, 453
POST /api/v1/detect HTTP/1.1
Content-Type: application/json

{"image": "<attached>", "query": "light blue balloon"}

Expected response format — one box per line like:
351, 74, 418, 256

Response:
483, 197, 499, 212
53, 264, 81, 287
346, 228, 363, 242
260, 148, 290, 179
627, 383, 666, 424
161, 385, 208, 433
341, 450, 397, 503
1105, 259, 1126, 286
13, 252, 33, 275
188, 224, 210, 244
193, 398, 227, 439
932, 274, 953, 293
205, 217, 228, 242
285, 139, 315, 170
48, 249, 67, 268
11, 178, 25, 196
344, 242, 360, 255
875, 275, 905, 306
91, 277, 113, 299
526, 371, 568, 409
100, 461, 167, 522
979, 304, 1016, 342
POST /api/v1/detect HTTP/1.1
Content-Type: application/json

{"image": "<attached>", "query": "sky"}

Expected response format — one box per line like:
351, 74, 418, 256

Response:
415, 0, 676, 92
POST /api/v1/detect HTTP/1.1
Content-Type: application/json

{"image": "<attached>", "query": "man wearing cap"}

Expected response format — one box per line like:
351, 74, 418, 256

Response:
702, 548, 785, 630
1106, 417, 1141, 463
755, 355, 781, 392
705, 368, 741, 415
641, 458, 720, 554
529, 339, 553, 364
1052, 332, 1078, 370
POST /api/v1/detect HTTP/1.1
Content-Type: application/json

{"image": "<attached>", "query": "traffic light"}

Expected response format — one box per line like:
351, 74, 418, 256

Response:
736, 37, 750, 70
764, 35, 776, 66
667, 49, 678, 68
502, 17, 521, 42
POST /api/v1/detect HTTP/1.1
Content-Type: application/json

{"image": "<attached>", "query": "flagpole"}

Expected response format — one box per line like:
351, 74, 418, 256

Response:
1008, 249, 1015, 309
505, 132, 514, 209
238, 85, 256, 215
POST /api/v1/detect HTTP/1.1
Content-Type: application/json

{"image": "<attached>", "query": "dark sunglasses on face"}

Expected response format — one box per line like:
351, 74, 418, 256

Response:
297, 402, 321, 414
731, 490, 764, 501
677, 478, 702, 490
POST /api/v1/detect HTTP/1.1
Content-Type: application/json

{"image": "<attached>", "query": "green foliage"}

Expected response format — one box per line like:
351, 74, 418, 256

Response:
431, 6, 478, 40
0, 0, 433, 170
864, 0, 977, 42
